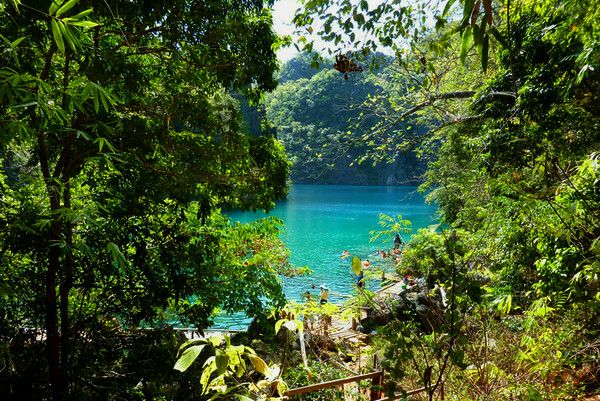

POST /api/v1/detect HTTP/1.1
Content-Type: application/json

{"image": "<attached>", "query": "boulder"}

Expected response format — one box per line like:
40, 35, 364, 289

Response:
359, 287, 445, 334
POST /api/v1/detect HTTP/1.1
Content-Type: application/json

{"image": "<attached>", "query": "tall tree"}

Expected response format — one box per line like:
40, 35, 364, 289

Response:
0, 0, 291, 399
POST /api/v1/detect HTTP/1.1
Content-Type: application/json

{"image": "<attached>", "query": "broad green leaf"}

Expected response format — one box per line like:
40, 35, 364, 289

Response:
173, 344, 206, 372
203, 355, 216, 368
352, 256, 362, 275
200, 363, 217, 393
51, 19, 65, 54
215, 351, 229, 375
176, 339, 206, 357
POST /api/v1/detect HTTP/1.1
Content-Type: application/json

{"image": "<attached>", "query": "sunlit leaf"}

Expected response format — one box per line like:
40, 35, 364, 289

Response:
248, 354, 269, 375
215, 351, 229, 375
50, 19, 65, 54
173, 344, 206, 372
49, 0, 61, 14
352, 256, 362, 275
56, 0, 79, 17
208, 335, 222, 347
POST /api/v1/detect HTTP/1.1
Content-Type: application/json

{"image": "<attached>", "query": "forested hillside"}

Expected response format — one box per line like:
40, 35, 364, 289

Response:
263, 53, 426, 185
2, 0, 600, 400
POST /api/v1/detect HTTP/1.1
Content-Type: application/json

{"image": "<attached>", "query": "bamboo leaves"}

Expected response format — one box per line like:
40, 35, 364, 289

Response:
48, 0, 98, 54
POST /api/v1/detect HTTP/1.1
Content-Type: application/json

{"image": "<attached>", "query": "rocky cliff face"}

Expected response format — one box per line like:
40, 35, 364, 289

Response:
292, 151, 426, 186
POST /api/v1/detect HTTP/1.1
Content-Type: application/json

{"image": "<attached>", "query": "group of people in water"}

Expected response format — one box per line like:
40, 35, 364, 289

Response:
303, 234, 406, 305
378, 234, 405, 258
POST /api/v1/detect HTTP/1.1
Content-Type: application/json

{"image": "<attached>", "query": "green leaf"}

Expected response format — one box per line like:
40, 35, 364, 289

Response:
68, 8, 93, 20
10, 99, 37, 109
57, 20, 78, 52
92, 86, 100, 112
106, 242, 128, 267
51, 19, 65, 54
463, 0, 475, 21
442, 0, 457, 17
10, 37, 25, 48
215, 351, 229, 375
49, 0, 61, 14
460, 26, 472, 64
208, 335, 222, 347
200, 363, 217, 393
488, 26, 508, 47
173, 344, 206, 372
65, 20, 98, 28
352, 256, 362, 275
56, 0, 79, 17
274, 319, 285, 334
481, 35, 489, 72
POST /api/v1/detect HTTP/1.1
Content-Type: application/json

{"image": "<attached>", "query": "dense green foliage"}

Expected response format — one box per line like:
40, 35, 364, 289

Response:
264, 54, 425, 185
0, 0, 294, 399
2, 0, 600, 399
296, 0, 600, 398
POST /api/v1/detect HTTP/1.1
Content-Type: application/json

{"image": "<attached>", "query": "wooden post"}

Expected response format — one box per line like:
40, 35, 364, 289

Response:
370, 369, 383, 400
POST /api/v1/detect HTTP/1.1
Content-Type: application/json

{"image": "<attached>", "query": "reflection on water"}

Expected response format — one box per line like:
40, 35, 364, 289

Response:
214, 185, 438, 329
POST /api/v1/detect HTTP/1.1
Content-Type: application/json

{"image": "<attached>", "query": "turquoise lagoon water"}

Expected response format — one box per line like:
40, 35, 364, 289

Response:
216, 185, 438, 329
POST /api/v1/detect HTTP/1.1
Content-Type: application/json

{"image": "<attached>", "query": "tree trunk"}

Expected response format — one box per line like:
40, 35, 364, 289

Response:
60, 180, 74, 396
38, 131, 64, 401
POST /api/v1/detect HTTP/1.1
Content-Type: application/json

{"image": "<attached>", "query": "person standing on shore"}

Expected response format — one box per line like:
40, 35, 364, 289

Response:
357, 270, 365, 290
394, 234, 402, 250
319, 284, 329, 304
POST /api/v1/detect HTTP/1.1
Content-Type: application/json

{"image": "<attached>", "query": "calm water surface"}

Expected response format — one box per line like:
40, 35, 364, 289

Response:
218, 185, 438, 328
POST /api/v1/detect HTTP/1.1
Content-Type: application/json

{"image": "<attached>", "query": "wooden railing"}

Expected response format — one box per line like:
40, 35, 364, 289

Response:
284, 370, 430, 400
285, 371, 383, 398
